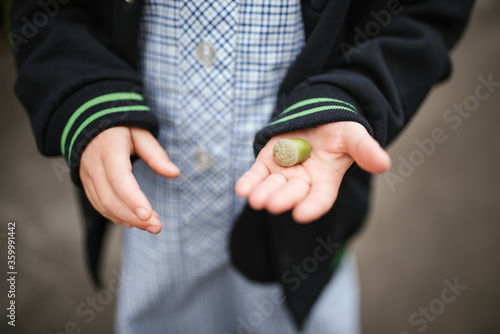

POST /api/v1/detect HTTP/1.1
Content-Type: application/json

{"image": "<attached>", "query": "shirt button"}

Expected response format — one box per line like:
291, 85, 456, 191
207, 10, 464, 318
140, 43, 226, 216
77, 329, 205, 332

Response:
195, 41, 217, 67
195, 150, 214, 170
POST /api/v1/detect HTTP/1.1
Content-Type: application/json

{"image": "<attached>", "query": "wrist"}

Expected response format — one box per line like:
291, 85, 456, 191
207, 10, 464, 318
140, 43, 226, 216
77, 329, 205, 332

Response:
254, 83, 373, 156
45, 81, 158, 187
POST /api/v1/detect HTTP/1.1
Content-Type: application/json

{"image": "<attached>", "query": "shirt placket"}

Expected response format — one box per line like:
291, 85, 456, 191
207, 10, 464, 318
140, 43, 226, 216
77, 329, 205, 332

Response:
175, 0, 238, 263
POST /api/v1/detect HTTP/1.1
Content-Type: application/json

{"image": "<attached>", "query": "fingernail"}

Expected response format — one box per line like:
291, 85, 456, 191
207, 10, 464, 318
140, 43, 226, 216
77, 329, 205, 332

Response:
136, 207, 149, 221
122, 222, 133, 228
146, 225, 161, 234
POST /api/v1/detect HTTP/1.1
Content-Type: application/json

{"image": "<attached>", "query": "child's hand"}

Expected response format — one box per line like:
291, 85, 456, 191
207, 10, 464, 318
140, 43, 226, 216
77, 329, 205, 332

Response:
79, 127, 180, 233
235, 121, 391, 223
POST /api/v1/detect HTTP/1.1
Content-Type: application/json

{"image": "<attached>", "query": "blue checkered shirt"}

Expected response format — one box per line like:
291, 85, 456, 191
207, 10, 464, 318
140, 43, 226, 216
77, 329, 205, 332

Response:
134, 0, 305, 269
115, 1, 360, 333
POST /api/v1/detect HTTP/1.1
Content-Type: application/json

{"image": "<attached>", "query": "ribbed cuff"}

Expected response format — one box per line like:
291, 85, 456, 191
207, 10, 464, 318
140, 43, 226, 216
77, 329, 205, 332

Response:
46, 80, 158, 187
254, 83, 374, 155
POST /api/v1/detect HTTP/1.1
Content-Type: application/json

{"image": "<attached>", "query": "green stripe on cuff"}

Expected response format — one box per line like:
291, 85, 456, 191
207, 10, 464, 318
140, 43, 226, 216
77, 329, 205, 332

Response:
66, 105, 151, 165
281, 98, 356, 115
268, 105, 357, 126
61, 92, 144, 155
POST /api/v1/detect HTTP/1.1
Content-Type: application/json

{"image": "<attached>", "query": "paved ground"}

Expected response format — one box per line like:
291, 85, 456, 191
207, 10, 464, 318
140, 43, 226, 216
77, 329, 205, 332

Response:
1, 1, 499, 333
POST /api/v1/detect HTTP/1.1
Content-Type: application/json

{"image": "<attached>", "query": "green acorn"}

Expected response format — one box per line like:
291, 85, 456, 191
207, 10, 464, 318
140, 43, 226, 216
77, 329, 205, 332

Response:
272, 138, 312, 167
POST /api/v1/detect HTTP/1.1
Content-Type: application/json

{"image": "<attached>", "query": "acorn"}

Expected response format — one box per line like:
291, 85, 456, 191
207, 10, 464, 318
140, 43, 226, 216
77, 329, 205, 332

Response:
272, 138, 311, 167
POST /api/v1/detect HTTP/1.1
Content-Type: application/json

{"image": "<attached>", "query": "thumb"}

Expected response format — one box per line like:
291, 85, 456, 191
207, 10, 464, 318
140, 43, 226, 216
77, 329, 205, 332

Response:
344, 124, 391, 174
130, 127, 181, 178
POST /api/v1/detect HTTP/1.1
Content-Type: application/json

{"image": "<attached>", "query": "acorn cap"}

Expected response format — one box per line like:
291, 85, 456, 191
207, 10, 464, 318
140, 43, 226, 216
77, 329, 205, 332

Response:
273, 138, 311, 167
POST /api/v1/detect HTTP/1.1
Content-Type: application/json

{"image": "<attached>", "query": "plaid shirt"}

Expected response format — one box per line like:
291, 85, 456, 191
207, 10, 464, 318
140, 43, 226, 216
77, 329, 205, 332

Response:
134, 0, 304, 269
116, 1, 359, 333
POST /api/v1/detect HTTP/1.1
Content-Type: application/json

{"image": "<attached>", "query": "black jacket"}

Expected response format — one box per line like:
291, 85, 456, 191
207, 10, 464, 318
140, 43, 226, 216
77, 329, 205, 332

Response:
11, 0, 474, 328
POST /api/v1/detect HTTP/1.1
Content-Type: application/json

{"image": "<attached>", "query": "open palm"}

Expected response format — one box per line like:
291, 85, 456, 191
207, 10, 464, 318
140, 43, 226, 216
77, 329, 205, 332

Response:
235, 121, 391, 223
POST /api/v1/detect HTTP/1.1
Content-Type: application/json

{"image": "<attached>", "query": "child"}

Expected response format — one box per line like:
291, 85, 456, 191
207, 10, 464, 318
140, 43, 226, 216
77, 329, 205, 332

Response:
11, 0, 474, 332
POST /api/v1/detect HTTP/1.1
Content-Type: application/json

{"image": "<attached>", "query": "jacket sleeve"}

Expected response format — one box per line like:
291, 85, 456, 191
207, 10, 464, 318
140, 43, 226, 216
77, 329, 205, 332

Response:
254, 0, 475, 153
10, 0, 157, 186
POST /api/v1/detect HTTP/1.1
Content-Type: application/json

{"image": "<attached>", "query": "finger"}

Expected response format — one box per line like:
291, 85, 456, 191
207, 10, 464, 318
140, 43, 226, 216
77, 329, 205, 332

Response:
82, 141, 154, 226
265, 177, 310, 215
116, 222, 133, 229
86, 171, 160, 231
247, 173, 287, 210
292, 168, 342, 223
102, 143, 154, 222
82, 178, 108, 220
344, 127, 391, 174
92, 163, 162, 233
235, 161, 271, 197
84, 178, 122, 224
131, 127, 180, 178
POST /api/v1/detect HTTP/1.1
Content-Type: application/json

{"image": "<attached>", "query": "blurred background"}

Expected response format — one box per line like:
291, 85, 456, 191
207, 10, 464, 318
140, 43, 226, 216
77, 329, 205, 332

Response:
0, 0, 499, 333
